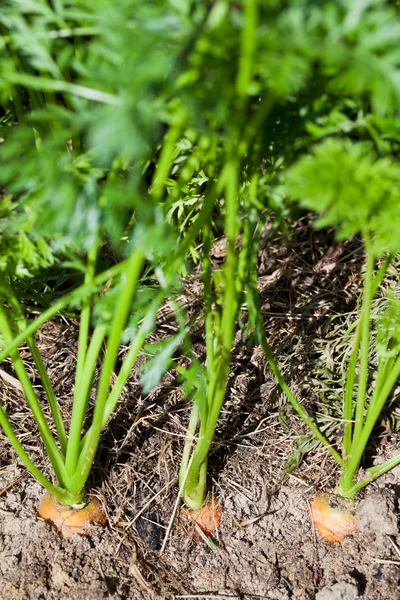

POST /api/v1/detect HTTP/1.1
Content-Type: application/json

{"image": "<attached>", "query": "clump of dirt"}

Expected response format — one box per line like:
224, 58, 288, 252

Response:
316, 581, 359, 599
357, 491, 398, 536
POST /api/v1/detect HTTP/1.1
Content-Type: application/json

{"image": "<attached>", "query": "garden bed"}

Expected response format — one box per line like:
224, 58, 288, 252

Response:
0, 221, 399, 600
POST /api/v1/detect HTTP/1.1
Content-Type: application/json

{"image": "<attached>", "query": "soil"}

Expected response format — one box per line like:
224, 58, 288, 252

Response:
0, 219, 400, 599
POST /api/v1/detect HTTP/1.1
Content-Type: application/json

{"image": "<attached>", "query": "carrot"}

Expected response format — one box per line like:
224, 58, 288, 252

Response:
181, 496, 222, 536
310, 494, 357, 543
38, 492, 106, 539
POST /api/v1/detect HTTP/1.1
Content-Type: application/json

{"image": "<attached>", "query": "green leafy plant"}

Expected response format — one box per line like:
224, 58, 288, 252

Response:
178, 192, 261, 510
256, 138, 400, 501
286, 139, 400, 497
175, 0, 400, 515
1, 0, 400, 536
0, 0, 201, 528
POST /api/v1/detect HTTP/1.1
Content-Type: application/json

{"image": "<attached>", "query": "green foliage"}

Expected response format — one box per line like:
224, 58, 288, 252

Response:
140, 332, 185, 394
376, 290, 400, 360
0, 194, 54, 277
283, 433, 321, 473
285, 138, 400, 254
1, 0, 400, 511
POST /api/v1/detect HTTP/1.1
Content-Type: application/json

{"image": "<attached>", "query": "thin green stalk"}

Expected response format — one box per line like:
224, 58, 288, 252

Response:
69, 249, 145, 495
2, 278, 67, 453
182, 174, 261, 508
365, 453, 400, 476
0, 261, 127, 365
174, 181, 219, 265
0, 403, 82, 506
65, 242, 100, 476
370, 356, 393, 409
236, 0, 258, 103
75, 243, 99, 387
260, 333, 344, 467
29, 342, 68, 454
341, 452, 400, 497
371, 254, 393, 296
12, 86, 25, 124
343, 320, 361, 458
65, 323, 107, 477
202, 227, 216, 402
183, 357, 230, 508
179, 404, 200, 489
98, 288, 170, 429
343, 253, 391, 458
351, 240, 375, 447
339, 351, 400, 496
236, 176, 257, 295
152, 114, 186, 203
0, 305, 69, 487
182, 158, 241, 507
98, 326, 147, 427
81, 199, 218, 449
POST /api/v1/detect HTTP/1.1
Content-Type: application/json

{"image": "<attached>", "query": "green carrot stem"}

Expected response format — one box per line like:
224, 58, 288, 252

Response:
65, 242, 101, 475
339, 354, 400, 496
29, 342, 68, 454
340, 452, 400, 498
12, 85, 25, 124
371, 254, 393, 296
99, 328, 147, 428
2, 278, 67, 453
202, 231, 213, 317
183, 157, 242, 507
75, 242, 99, 388
183, 357, 230, 507
81, 196, 216, 451
0, 305, 69, 487
260, 332, 344, 467
0, 261, 126, 365
179, 403, 200, 490
152, 114, 186, 203
361, 351, 400, 439
175, 182, 219, 264
183, 173, 261, 507
365, 453, 400, 476
0, 403, 82, 505
65, 323, 107, 477
98, 289, 170, 429
69, 249, 145, 495
343, 253, 391, 459
236, 0, 258, 103
183, 460, 208, 509
351, 240, 375, 447
202, 226, 216, 410
343, 319, 361, 458
369, 357, 393, 413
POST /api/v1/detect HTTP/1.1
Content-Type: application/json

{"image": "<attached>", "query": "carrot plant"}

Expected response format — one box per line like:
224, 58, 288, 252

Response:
178, 192, 261, 510
1, 0, 400, 535
248, 137, 400, 539
0, 0, 200, 529
281, 139, 400, 499
257, 139, 400, 541
175, 0, 400, 513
